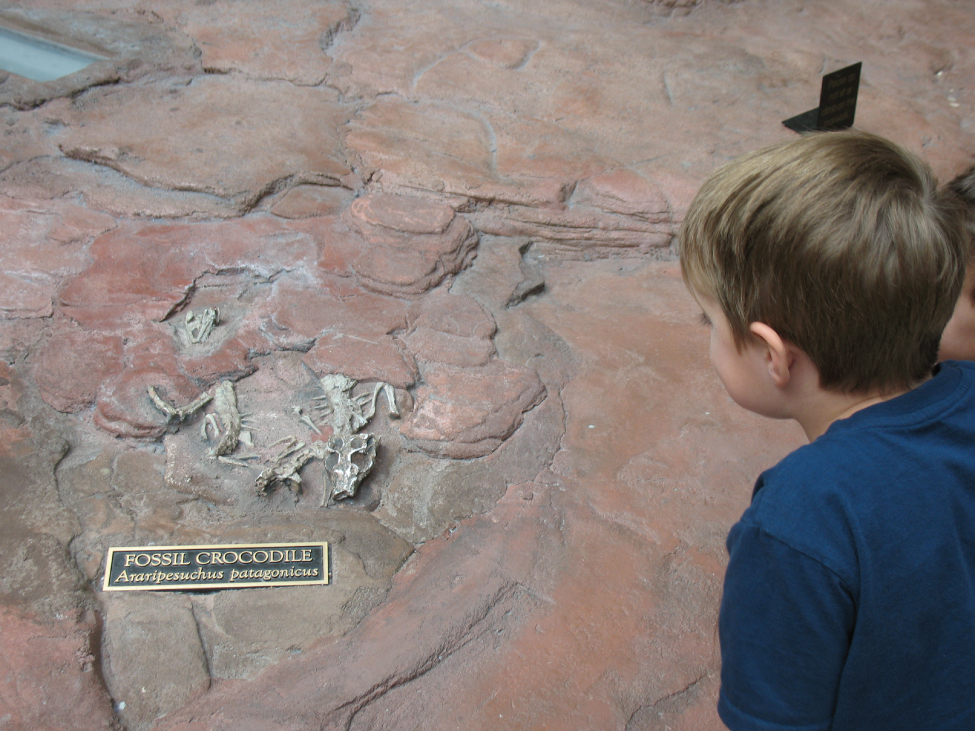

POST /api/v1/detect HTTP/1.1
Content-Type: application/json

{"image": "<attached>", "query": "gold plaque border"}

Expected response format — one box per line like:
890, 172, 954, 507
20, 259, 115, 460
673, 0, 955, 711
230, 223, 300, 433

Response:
102, 541, 330, 592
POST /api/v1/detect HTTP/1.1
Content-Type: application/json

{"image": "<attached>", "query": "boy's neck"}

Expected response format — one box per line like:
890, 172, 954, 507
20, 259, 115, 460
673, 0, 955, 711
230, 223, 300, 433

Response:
793, 382, 922, 441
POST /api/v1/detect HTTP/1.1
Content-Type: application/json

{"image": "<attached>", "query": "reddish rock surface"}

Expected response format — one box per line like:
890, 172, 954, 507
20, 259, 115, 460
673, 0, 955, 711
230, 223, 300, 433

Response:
0, 606, 117, 731
401, 360, 546, 458
346, 193, 479, 295
54, 75, 354, 207
0, 0, 973, 729
171, 0, 355, 86
32, 323, 125, 413
303, 333, 419, 389
0, 196, 114, 318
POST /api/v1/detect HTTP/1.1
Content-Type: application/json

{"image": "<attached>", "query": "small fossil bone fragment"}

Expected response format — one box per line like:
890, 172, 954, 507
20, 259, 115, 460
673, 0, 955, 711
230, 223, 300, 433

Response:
293, 405, 321, 434
148, 386, 211, 422
184, 307, 220, 344
217, 455, 260, 468
273, 439, 305, 463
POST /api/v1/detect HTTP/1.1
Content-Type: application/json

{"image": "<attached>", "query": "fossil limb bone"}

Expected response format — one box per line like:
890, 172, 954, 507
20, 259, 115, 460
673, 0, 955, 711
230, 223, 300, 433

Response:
148, 386, 211, 422
201, 380, 248, 457
255, 443, 324, 495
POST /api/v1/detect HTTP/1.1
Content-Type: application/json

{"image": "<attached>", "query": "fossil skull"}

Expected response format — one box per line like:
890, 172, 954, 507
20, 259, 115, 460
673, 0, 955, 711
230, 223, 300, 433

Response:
184, 307, 220, 344
323, 432, 377, 503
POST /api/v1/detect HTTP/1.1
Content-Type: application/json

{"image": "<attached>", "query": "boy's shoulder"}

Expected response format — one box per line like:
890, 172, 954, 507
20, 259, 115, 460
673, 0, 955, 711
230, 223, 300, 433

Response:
740, 360, 975, 574
722, 359, 975, 731
766, 358, 975, 485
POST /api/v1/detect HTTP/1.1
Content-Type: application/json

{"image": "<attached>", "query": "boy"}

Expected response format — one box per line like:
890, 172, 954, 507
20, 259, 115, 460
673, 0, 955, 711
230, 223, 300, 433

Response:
679, 130, 975, 730
940, 163, 975, 361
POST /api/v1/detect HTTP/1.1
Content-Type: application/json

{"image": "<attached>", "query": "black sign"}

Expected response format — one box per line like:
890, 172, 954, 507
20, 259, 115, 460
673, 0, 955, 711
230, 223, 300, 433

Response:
783, 62, 862, 134
102, 542, 329, 591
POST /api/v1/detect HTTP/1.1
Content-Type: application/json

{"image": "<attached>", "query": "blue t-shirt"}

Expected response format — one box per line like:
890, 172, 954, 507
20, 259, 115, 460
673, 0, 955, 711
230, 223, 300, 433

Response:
719, 360, 975, 731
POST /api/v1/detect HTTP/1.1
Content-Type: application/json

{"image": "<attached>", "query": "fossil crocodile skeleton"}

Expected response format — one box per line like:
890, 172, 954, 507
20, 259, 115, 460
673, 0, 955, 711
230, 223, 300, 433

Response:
148, 373, 399, 505
255, 374, 397, 504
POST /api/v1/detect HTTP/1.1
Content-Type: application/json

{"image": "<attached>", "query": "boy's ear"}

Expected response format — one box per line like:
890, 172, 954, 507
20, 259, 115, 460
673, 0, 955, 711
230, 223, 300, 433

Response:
748, 322, 793, 387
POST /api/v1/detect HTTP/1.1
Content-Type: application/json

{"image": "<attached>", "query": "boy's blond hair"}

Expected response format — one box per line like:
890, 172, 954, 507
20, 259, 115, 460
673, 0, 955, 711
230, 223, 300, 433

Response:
947, 164, 975, 279
680, 130, 966, 394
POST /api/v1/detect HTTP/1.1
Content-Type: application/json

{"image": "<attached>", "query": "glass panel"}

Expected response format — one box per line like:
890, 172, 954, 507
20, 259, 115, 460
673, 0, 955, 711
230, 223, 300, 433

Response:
0, 26, 105, 82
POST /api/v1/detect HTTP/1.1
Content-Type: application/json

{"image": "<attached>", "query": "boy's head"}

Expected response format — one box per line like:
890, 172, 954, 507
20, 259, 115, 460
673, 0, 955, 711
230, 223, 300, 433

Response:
938, 163, 975, 361
680, 130, 966, 394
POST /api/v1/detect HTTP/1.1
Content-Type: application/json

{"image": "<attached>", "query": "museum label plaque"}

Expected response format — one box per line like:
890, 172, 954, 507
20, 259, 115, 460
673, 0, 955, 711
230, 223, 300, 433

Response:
103, 541, 329, 591
783, 62, 862, 134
